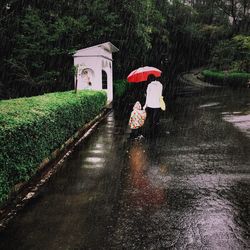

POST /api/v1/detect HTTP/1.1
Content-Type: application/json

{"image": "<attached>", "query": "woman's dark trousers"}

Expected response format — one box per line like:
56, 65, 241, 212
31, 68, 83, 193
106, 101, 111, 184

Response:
146, 107, 161, 138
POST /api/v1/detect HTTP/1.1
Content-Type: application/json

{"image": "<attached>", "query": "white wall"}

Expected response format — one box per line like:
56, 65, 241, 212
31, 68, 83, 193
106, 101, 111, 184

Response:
74, 56, 113, 102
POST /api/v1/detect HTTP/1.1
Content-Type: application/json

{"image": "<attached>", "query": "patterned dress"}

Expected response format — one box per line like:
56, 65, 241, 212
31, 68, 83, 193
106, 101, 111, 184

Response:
129, 109, 147, 129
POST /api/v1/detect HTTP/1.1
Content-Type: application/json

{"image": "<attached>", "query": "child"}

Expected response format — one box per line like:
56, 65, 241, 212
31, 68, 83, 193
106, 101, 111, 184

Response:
129, 101, 147, 139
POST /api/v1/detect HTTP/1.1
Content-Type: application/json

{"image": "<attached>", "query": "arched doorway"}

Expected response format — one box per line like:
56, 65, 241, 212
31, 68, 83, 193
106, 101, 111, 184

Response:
102, 70, 108, 89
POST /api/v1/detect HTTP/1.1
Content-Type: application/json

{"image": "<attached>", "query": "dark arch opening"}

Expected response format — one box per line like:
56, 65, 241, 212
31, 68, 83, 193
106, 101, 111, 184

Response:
102, 70, 108, 89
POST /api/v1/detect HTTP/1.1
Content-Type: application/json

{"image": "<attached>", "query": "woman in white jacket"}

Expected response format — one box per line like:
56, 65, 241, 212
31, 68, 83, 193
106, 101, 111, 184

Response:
143, 75, 163, 138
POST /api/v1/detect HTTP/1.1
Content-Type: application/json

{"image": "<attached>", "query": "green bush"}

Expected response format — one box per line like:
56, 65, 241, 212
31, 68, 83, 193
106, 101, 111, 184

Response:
114, 79, 129, 98
211, 35, 250, 72
0, 90, 107, 202
202, 70, 250, 87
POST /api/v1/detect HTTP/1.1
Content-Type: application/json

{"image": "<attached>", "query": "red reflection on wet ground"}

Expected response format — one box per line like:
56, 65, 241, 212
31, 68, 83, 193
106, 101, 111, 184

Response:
127, 142, 165, 207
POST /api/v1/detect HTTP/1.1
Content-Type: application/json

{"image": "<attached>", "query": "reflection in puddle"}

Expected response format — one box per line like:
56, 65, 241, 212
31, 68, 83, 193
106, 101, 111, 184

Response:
127, 142, 165, 207
80, 114, 115, 170
81, 155, 106, 169
83, 163, 105, 169
199, 102, 220, 108
223, 114, 250, 138
221, 111, 242, 115
95, 143, 105, 149
88, 149, 103, 154
84, 157, 105, 164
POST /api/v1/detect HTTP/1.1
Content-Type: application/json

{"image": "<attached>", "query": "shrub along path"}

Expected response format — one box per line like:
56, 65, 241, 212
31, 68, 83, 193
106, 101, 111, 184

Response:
0, 90, 107, 203
202, 70, 250, 87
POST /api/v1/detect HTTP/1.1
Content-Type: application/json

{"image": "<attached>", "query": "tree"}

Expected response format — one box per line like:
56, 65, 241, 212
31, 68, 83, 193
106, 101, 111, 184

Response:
5, 9, 91, 96
215, 0, 250, 33
0, 0, 245, 99
211, 35, 250, 71
1, 0, 119, 98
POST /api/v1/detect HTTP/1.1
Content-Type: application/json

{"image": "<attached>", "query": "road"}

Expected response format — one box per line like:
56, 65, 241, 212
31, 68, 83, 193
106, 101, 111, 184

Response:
0, 88, 250, 249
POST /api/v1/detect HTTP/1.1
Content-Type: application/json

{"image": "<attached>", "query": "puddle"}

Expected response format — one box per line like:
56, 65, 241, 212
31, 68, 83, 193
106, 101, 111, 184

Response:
223, 114, 250, 138
199, 102, 220, 108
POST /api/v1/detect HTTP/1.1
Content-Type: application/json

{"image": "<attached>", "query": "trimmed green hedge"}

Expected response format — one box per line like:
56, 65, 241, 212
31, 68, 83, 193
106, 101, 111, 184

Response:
202, 70, 250, 87
0, 90, 107, 202
114, 79, 129, 98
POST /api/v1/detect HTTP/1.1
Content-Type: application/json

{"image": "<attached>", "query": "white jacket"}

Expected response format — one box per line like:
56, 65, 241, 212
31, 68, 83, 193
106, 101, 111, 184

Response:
144, 81, 163, 108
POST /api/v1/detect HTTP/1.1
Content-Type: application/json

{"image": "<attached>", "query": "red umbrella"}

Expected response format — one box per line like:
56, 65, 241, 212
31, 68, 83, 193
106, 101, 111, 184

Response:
127, 66, 162, 83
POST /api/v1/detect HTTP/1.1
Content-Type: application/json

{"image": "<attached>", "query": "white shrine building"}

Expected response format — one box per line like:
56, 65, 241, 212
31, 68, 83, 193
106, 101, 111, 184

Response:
73, 42, 119, 103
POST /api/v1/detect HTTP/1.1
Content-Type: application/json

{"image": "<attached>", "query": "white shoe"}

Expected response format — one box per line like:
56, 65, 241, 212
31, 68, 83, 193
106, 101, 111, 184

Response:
135, 135, 144, 140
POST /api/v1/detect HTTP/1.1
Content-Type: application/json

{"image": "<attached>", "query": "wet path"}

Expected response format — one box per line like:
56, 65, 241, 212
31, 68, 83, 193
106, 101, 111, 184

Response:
1, 89, 250, 249
111, 89, 250, 249
0, 112, 129, 250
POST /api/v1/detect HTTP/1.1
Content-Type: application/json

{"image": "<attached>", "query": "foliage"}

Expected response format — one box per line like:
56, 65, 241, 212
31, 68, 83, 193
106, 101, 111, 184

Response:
108, 0, 167, 76
233, 35, 250, 49
114, 79, 129, 98
0, 0, 247, 98
214, 0, 250, 33
210, 35, 250, 72
3, 9, 91, 97
202, 69, 250, 86
0, 90, 107, 202
0, 2, 117, 98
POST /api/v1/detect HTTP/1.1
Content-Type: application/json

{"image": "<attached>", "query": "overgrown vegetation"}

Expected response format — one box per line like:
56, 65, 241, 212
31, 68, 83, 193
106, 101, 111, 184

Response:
210, 35, 250, 72
114, 79, 129, 98
203, 33, 250, 86
1, 0, 249, 98
0, 90, 107, 202
202, 69, 250, 86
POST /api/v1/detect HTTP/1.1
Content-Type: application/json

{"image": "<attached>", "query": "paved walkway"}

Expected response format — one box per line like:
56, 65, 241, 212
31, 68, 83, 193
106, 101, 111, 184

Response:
0, 88, 250, 249
181, 68, 221, 88
176, 68, 221, 97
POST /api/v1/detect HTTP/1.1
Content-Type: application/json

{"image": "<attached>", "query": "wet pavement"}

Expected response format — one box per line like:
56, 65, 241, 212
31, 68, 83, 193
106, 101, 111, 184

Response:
1, 88, 250, 249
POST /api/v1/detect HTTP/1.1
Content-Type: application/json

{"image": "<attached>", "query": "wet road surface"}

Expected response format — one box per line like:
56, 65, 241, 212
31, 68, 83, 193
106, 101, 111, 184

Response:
0, 88, 250, 249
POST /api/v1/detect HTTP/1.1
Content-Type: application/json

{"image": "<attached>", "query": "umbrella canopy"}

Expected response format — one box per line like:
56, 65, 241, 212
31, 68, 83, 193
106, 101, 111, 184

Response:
127, 66, 162, 83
